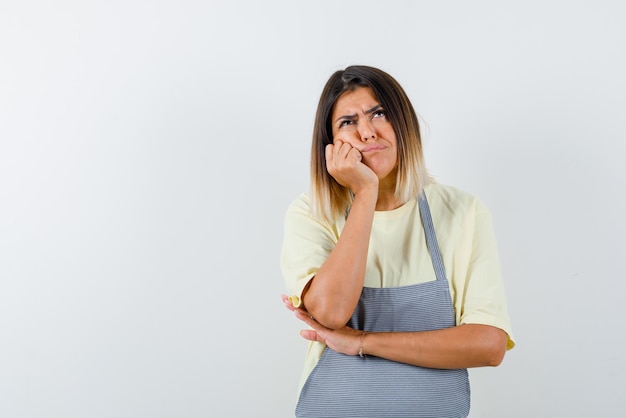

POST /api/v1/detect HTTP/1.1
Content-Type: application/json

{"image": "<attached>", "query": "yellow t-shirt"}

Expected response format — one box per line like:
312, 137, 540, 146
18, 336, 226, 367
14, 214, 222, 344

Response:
281, 183, 515, 390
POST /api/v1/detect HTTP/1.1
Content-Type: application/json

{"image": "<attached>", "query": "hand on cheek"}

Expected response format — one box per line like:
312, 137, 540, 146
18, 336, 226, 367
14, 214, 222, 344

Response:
325, 140, 378, 194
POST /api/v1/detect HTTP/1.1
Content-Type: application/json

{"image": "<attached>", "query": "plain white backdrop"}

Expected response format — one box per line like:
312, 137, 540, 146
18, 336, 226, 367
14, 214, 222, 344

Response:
1, 1, 625, 417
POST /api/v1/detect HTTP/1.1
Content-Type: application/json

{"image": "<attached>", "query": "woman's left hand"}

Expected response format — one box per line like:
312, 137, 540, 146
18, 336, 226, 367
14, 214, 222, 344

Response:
282, 295, 363, 356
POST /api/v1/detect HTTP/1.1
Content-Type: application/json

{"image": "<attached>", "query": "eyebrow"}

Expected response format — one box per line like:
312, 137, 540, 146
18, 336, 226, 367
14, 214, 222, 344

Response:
334, 104, 383, 123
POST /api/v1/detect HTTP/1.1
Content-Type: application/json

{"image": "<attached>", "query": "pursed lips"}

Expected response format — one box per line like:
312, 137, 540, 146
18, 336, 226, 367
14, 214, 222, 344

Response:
360, 144, 386, 153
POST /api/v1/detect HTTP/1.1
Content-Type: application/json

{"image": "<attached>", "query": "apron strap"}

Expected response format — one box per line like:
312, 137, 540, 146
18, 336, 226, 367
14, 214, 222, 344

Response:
418, 192, 447, 282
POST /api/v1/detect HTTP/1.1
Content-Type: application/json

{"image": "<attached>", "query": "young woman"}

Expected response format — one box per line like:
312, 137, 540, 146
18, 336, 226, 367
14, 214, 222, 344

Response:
281, 65, 514, 418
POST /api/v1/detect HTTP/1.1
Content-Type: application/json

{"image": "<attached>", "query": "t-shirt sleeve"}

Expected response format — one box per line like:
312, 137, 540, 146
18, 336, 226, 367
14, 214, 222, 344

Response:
457, 198, 515, 350
280, 195, 338, 308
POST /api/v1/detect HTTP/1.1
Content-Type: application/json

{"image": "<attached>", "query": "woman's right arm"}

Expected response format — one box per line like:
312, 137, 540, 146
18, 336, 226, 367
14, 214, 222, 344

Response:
301, 141, 379, 329
302, 187, 377, 329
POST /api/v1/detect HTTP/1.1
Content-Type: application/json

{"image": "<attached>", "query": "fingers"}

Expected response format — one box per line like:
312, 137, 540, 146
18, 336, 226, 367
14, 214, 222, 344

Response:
300, 329, 323, 343
294, 308, 317, 327
327, 140, 360, 163
282, 294, 326, 344
325, 140, 369, 191
292, 307, 327, 342
325, 143, 334, 166
281, 294, 297, 312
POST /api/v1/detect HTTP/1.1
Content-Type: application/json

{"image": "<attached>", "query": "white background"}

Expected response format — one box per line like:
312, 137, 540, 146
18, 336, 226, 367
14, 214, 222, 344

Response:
1, 1, 625, 417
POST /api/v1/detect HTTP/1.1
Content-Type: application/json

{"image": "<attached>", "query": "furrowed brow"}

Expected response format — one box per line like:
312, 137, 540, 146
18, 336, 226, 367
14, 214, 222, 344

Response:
365, 104, 383, 115
334, 114, 356, 123
334, 104, 383, 123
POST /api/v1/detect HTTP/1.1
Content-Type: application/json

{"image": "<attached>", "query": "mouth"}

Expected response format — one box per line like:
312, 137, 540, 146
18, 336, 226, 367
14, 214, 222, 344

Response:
360, 144, 386, 153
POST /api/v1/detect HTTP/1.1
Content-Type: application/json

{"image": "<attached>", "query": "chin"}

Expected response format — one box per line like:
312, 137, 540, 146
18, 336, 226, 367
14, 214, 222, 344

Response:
373, 167, 395, 179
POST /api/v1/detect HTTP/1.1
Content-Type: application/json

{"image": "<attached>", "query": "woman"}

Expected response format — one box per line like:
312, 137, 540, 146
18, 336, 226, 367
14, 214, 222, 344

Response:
281, 65, 514, 418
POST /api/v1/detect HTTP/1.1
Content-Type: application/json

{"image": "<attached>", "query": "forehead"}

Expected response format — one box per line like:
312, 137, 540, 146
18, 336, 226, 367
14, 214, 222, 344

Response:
332, 87, 379, 116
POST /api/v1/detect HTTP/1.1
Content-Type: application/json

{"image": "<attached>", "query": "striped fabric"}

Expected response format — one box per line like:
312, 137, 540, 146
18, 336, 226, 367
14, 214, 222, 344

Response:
295, 194, 470, 418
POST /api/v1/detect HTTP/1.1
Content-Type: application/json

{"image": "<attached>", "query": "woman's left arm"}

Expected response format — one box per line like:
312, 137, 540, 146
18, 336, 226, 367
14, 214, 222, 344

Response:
285, 296, 507, 369
361, 323, 507, 368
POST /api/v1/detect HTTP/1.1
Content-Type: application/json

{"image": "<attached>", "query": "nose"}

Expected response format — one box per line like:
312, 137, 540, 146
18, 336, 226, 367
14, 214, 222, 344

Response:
358, 119, 376, 142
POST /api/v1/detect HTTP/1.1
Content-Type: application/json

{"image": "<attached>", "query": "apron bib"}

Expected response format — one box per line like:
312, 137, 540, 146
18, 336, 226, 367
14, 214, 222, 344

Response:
295, 195, 470, 418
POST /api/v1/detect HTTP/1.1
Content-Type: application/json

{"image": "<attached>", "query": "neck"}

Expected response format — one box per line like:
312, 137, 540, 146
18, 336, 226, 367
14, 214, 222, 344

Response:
375, 186, 402, 211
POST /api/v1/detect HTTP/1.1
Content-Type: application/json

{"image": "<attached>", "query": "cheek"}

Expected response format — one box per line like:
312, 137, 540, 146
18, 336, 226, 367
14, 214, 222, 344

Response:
333, 131, 360, 145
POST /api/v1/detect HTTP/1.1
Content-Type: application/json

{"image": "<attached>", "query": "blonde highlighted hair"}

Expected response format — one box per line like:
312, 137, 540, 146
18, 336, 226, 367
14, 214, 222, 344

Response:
310, 65, 430, 222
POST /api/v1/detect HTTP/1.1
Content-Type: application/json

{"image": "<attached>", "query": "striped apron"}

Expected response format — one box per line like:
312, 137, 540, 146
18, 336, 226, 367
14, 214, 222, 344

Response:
295, 195, 470, 418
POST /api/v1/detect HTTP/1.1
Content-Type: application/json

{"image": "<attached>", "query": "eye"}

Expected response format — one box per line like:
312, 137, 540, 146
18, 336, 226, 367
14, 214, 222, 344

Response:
372, 109, 386, 118
339, 119, 354, 127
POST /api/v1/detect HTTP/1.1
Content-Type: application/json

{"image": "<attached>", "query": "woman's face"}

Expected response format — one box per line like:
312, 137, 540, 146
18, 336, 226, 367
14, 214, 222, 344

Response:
331, 87, 398, 186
